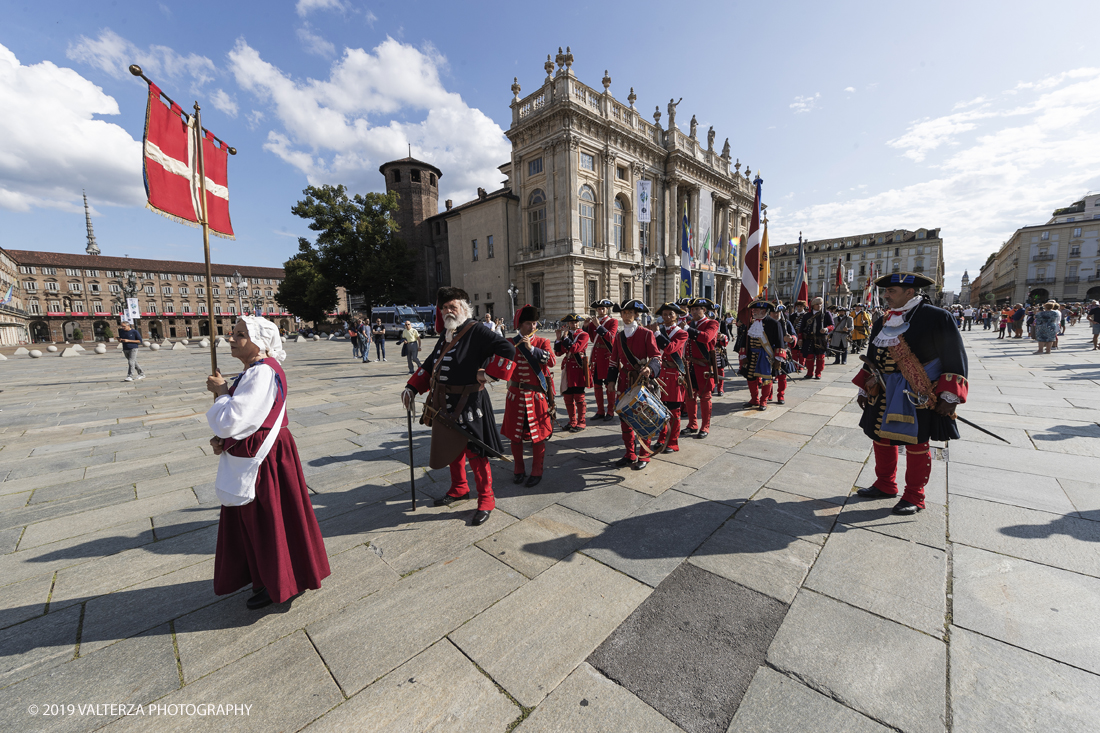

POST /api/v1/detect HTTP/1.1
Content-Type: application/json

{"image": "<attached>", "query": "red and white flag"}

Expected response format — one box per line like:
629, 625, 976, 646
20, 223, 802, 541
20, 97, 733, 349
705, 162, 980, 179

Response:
141, 83, 234, 239
736, 175, 763, 324
866, 262, 876, 305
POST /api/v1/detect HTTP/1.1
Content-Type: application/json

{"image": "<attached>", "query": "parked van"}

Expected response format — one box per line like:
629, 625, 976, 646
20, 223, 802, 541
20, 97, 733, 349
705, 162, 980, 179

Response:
370, 305, 426, 339
414, 305, 437, 335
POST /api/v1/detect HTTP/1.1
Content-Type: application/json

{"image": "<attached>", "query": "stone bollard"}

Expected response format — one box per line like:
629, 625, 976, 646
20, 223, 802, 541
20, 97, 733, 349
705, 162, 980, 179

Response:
150, 343, 160, 351
13, 347, 29, 356
46, 345, 58, 353
59, 347, 81, 357
29, 350, 42, 358
94, 344, 107, 354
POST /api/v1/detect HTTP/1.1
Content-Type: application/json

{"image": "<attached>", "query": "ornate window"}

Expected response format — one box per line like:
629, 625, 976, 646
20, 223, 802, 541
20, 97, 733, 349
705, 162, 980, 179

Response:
579, 185, 596, 248
580, 152, 595, 171
613, 197, 625, 251
528, 189, 547, 249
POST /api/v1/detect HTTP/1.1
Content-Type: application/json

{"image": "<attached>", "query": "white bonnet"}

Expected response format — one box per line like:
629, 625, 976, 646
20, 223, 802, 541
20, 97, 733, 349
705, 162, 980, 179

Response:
241, 315, 286, 363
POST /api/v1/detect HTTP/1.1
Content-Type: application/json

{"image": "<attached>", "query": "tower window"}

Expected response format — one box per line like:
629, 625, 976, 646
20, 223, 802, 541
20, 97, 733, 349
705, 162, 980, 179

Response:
430, 173, 436, 186
487, 235, 494, 259
393, 170, 401, 183
411, 169, 421, 183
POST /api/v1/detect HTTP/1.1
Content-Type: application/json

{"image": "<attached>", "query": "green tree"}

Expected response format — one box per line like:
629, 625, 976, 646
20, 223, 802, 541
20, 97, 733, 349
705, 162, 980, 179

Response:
290, 185, 413, 314
275, 253, 338, 324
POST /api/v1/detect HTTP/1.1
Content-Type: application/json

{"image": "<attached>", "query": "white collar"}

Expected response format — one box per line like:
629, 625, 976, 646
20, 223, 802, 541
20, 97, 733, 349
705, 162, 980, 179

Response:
623, 322, 638, 337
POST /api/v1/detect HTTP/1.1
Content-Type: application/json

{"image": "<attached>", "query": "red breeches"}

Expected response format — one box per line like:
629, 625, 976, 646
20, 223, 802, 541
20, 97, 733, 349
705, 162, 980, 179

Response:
565, 393, 587, 427
805, 354, 825, 377
593, 384, 617, 416
620, 421, 649, 462
685, 391, 712, 430
657, 408, 682, 450
776, 373, 787, 399
448, 449, 494, 510
510, 439, 546, 477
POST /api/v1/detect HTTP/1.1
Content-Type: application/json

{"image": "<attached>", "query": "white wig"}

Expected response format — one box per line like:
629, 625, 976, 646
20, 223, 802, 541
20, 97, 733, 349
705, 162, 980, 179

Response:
240, 315, 286, 363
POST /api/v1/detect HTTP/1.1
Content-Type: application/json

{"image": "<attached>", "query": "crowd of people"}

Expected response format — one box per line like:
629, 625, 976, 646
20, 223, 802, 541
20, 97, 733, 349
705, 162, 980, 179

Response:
944, 300, 1100, 352
199, 271, 975, 610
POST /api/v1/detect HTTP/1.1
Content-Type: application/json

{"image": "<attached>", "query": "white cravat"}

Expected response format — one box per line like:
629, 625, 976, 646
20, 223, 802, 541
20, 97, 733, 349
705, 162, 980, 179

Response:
623, 322, 638, 338
747, 318, 765, 339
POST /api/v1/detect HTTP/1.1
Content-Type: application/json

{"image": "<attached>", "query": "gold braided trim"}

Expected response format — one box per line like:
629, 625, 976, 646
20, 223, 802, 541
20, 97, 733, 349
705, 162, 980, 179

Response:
874, 428, 920, 444
887, 335, 936, 407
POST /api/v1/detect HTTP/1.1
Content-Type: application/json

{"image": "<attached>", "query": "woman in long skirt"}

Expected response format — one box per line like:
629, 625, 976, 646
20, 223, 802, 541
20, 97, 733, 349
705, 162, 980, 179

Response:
206, 316, 330, 610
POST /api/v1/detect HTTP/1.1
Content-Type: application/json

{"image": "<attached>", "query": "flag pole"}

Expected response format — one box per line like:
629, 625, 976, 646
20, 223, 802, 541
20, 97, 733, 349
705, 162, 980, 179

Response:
192, 102, 219, 378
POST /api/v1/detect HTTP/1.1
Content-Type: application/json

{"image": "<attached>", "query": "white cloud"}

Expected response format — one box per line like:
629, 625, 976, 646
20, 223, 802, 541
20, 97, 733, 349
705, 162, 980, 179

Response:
364, 10, 378, 27
790, 92, 820, 114
246, 109, 265, 130
0, 43, 144, 213
844, 86, 855, 93
227, 36, 512, 206
296, 0, 349, 16
772, 68, 1100, 287
209, 88, 238, 118
297, 24, 336, 58
67, 29, 215, 90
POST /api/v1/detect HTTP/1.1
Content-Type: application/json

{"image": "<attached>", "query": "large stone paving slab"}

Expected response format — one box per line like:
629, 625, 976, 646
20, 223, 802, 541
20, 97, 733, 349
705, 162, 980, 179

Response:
557, 484, 656, 524
304, 640, 518, 733
948, 462, 1076, 514
805, 527, 947, 634
589, 563, 788, 733
307, 545, 524, 695
732, 487, 841, 545
476, 504, 605, 578
0, 603, 80, 687
952, 544, 1100, 673
689, 521, 819, 604
950, 627, 1100, 733
727, 666, 890, 733
836, 496, 947, 549
727, 430, 807, 464
582, 490, 737, 587
765, 452, 863, 505
674, 453, 781, 505
450, 552, 650, 708
517, 662, 683, 733
767, 590, 946, 733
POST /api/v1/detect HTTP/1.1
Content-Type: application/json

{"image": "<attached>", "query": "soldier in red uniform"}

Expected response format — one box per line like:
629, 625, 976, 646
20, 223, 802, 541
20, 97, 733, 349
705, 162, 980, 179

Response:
611, 299, 661, 469
554, 313, 591, 433
584, 299, 619, 422
681, 297, 721, 439
402, 288, 516, 526
769, 304, 798, 405
650, 302, 689, 454
502, 305, 556, 488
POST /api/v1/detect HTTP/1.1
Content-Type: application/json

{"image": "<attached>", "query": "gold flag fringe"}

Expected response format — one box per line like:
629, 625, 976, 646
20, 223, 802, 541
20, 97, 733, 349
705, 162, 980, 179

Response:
145, 202, 236, 240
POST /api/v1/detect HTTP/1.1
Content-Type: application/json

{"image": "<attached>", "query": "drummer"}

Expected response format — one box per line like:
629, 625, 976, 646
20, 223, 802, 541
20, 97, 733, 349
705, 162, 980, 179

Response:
554, 313, 591, 433
611, 299, 661, 470
650, 302, 689, 454
583, 299, 619, 422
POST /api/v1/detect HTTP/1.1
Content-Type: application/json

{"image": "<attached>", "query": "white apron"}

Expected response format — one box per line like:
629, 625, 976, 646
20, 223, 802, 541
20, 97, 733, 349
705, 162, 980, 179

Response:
215, 400, 287, 507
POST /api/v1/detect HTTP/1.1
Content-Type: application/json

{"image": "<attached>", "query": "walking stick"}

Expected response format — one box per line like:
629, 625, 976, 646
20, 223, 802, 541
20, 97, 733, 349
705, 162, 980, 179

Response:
406, 401, 417, 511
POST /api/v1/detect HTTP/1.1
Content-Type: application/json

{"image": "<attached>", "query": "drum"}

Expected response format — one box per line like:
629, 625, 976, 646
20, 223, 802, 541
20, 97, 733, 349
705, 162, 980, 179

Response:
615, 384, 671, 445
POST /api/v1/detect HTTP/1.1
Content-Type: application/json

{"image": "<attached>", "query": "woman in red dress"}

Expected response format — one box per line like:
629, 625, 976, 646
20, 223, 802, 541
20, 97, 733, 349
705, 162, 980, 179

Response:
206, 316, 330, 610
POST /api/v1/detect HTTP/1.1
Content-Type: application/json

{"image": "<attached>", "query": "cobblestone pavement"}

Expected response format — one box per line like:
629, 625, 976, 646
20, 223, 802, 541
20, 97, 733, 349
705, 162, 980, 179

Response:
1, 327, 1098, 732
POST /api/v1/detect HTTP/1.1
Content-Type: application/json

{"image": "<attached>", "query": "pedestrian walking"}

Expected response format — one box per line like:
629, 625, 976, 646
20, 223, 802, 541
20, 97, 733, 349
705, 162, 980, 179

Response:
399, 320, 422, 373
1033, 302, 1060, 354
358, 320, 372, 363
118, 321, 145, 381
350, 319, 362, 359
372, 319, 386, 361
206, 316, 331, 609
1088, 300, 1100, 350
830, 307, 853, 365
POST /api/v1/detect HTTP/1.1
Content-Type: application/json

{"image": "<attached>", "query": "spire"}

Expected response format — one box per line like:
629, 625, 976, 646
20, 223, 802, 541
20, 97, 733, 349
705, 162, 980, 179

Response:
83, 190, 100, 256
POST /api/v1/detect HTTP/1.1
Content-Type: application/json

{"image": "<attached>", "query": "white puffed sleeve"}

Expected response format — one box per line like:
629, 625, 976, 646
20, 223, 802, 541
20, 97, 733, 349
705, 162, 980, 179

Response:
206, 364, 277, 440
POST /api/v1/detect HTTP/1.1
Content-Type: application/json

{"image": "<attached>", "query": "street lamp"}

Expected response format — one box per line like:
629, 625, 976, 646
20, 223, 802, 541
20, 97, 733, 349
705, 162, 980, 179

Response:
630, 232, 656, 319
233, 270, 245, 317
507, 282, 518, 331
250, 291, 264, 316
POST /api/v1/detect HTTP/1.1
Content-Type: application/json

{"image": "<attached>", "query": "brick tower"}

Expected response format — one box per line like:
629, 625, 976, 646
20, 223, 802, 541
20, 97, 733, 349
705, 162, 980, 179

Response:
379, 156, 442, 305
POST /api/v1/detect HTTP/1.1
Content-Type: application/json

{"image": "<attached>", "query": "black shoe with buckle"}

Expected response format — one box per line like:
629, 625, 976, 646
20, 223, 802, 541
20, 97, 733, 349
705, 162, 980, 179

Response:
434, 492, 471, 507
525, 475, 542, 488
856, 486, 898, 499
695, 430, 709, 439
777, 397, 786, 405
680, 426, 698, 436
614, 456, 636, 468
593, 413, 606, 421
632, 460, 649, 470
513, 473, 527, 485
891, 500, 922, 516
471, 509, 492, 526
651, 441, 667, 454
603, 413, 616, 422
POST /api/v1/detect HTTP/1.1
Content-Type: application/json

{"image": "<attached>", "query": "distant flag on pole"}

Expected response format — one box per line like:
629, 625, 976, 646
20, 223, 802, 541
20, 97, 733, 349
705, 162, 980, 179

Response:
680, 202, 692, 298
1, 284, 12, 306
737, 175, 763, 324
792, 234, 809, 304
835, 259, 844, 291
759, 220, 770, 299
866, 262, 876, 306
139, 82, 235, 238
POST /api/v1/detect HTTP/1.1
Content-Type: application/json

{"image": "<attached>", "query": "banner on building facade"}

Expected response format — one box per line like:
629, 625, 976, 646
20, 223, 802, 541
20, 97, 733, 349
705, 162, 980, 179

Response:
637, 181, 651, 223
125, 298, 141, 322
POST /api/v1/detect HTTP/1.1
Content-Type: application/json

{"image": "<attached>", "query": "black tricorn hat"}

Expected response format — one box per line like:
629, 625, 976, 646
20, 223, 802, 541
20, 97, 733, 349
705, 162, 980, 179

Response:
656, 302, 686, 316
748, 300, 775, 312
614, 299, 650, 314
436, 286, 470, 306
689, 297, 718, 311
560, 313, 584, 323
873, 271, 935, 289
590, 298, 615, 309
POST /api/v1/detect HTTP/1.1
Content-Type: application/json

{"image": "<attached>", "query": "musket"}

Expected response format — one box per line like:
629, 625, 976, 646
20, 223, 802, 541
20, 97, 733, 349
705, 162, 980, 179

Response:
421, 403, 513, 462
858, 356, 1010, 443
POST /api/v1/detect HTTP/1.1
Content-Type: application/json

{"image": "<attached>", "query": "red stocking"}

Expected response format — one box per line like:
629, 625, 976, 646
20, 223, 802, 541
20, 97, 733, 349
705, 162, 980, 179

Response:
903, 443, 931, 508
593, 384, 605, 416
448, 454, 470, 497
685, 394, 699, 429
776, 373, 787, 400
872, 441, 899, 495
620, 422, 638, 461
747, 379, 760, 405
606, 386, 617, 415
510, 440, 526, 476
759, 381, 773, 403
468, 450, 494, 511
564, 395, 577, 427
667, 411, 681, 449
700, 394, 713, 431
575, 394, 587, 427
532, 440, 546, 476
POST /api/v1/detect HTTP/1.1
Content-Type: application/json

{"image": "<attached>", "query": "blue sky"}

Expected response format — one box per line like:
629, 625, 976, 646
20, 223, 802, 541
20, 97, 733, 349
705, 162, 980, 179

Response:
2, 0, 1099, 291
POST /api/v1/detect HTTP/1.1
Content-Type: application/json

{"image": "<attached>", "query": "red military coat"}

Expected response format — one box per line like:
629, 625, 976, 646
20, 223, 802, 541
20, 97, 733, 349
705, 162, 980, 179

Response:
611, 325, 661, 395
554, 329, 590, 394
653, 324, 689, 404
584, 316, 618, 382
502, 335, 556, 443
685, 317, 720, 394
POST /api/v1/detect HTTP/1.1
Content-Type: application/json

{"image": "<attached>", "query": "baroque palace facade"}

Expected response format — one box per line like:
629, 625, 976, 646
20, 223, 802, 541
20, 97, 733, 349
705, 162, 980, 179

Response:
385, 48, 757, 319
6, 247, 286, 344
768, 228, 946, 305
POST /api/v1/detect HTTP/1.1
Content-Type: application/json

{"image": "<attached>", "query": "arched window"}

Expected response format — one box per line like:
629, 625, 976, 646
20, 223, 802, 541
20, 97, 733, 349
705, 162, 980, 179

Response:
579, 185, 596, 248
528, 189, 546, 250
613, 198, 625, 251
